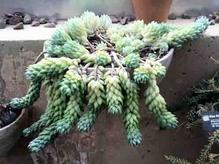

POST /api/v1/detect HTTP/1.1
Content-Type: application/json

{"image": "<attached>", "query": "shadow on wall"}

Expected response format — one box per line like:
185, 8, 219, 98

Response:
0, 0, 133, 18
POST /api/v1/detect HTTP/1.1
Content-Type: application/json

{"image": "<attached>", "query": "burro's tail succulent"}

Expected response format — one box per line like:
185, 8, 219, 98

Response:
8, 12, 209, 152
77, 68, 105, 132
9, 82, 41, 110
105, 71, 123, 114
145, 74, 178, 129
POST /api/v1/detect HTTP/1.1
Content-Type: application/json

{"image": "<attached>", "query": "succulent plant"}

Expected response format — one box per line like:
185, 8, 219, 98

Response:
8, 12, 209, 152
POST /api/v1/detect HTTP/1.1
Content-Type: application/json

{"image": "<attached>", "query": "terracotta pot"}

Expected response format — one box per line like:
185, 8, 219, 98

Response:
0, 109, 26, 156
132, 0, 172, 23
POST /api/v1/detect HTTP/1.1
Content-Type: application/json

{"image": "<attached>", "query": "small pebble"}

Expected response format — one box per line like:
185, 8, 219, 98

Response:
4, 12, 13, 18
48, 17, 57, 25
0, 18, 6, 29
8, 15, 23, 25
210, 20, 215, 25
13, 22, 24, 30
208, 14, 216, 20
13, 11, 24, 18
23, 14, 32, 24
44, 22, 56, 28
109, 15, 120, 23
39, 17, 48, 24
120, 17, 128, 25
215, 16, 219, 23
181, 14, 191, 19
127, 15, 135, 22
31, 20, 40, 27
168, 13, 177, 20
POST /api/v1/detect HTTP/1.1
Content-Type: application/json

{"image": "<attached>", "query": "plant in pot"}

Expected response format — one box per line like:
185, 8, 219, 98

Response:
3, 12, 209, 153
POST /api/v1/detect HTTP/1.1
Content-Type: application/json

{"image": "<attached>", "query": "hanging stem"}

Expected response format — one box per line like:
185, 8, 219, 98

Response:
87, 42, 96, 52
111, 51, 124, 68
96, 32, 113, 47
34, 51, 46, 64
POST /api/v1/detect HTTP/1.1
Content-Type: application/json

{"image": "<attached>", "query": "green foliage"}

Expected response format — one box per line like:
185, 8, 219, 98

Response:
165, 155, 192, 164
59, 68, 82, 96
56, 93, 81, 134
65, 17, 88, 44
94, 50, 111, 66
123, 53, 140, 68
160, 16, 209, 47
105, 72, 123, 114
145, 75, 178, 129
9, 82, 41, 110
63, 40, 89, 59
165, 130, 219, 164
25, 57, 77, 82
77, 71, 105, 132
123, 79, 142, 146
10, 12, 209, 152
28, 122, 57, 152
50, 28, 71, 45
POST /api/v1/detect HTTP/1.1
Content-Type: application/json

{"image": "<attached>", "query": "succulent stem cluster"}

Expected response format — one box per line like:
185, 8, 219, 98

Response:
9, 12, 209, 152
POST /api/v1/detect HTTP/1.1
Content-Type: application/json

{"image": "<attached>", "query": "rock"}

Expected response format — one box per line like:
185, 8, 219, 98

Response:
120, 17, 128, 25
8, 15, 23, 25
181, 14, 191, 19
23, 14, 32, 24
31, 20, 40, 27
4, 12, 13, 18
39, 17, 48, 24
48, 17, 57, 24
44, 22, 56, 28
13, 11, 25, 18
208, 14, 216, 20
127, 15, 135, 22
210, 20, 215, 25
48, 13, 58, 25
0, 18, 6, 29
13, 22, 24, 30
215, 16, 219, 23
168, 13, 177, 20
109, 15, 119, 23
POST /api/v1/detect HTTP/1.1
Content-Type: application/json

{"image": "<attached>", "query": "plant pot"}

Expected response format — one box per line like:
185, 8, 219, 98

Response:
212, 102, 219, 112
158, 48, 174, 70
0, 109, 25, 156
132, 0, 172, 23
156, 48, 174, 83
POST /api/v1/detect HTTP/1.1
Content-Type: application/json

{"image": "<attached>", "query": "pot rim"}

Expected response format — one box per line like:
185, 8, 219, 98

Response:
0, 108, 25, 131
157, 48, 174, 63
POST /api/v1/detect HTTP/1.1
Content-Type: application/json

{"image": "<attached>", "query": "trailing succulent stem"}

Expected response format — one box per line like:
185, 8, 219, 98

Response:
9, 82, 41, 110
105, 71, 123, 114
123, 80, 142, 146
77, 68, 105, 132
145, 75, 178, 129
8, 12, 209, 152
56, 93, 82, 134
